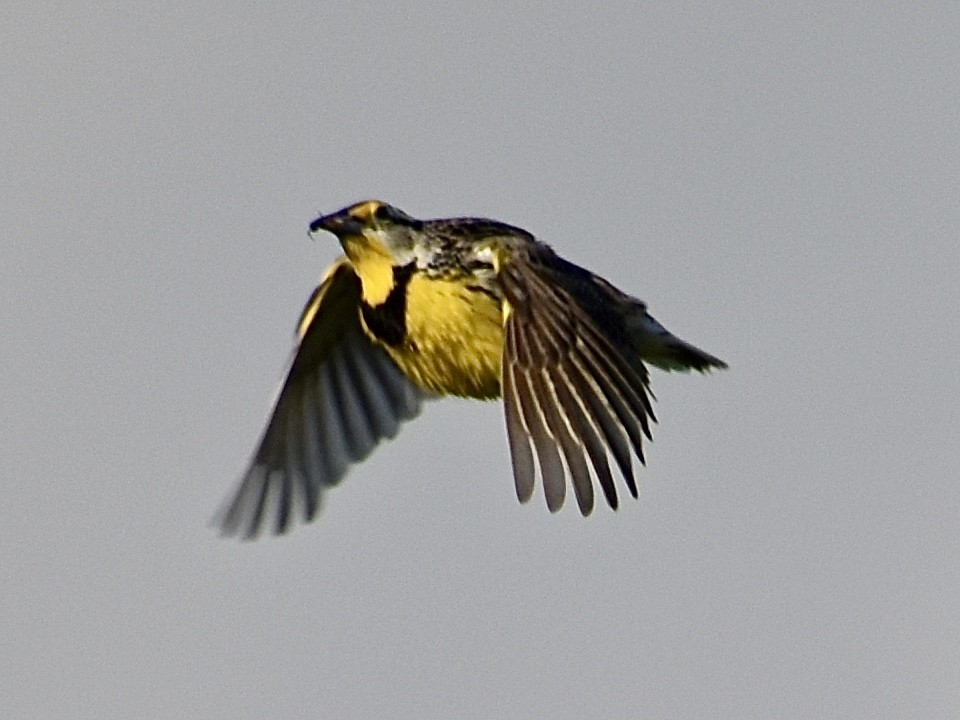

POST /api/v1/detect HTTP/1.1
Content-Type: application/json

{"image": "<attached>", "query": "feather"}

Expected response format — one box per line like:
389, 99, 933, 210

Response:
499, 253, 658, 514
215, 260, 424, 538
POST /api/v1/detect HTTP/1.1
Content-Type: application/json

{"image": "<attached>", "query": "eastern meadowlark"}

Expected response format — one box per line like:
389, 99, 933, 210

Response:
217, 200, 726, 537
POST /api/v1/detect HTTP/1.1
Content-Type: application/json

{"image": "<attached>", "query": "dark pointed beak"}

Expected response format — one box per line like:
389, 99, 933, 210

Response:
309, 211, 364, 237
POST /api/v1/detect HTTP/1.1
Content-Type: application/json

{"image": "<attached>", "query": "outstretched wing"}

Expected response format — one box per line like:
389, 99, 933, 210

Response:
216, 258, 425, 538
498, 254, 656, 516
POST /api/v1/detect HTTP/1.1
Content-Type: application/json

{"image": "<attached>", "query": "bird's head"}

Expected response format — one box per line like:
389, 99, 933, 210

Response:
311, 200, 423, 265
310, 200, 424, 304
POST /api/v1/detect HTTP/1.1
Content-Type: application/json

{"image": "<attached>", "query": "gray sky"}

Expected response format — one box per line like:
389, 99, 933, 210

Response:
3, 4, 958, 718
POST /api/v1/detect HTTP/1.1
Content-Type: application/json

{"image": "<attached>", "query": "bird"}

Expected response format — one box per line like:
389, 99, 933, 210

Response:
216, 200, 726, 538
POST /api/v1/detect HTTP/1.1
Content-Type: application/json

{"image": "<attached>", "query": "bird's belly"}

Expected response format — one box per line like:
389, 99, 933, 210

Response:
385, 274, 504, 399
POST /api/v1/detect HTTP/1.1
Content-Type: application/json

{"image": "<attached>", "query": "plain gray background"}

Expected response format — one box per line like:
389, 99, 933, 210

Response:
3, 4, 958, 718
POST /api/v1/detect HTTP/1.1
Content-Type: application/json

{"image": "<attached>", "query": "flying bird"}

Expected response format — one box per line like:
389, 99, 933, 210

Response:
217, 200, 726, 537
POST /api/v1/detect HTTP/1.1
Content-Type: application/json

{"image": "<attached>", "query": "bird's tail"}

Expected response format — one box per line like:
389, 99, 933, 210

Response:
631, 311, 727, 373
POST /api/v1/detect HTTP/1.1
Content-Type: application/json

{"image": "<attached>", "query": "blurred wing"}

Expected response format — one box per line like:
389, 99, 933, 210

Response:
498, 256, 656, 515
216, 258, 424, 538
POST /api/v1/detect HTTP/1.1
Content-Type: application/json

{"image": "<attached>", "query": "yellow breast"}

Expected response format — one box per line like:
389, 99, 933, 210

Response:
382, 274, 504, 399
